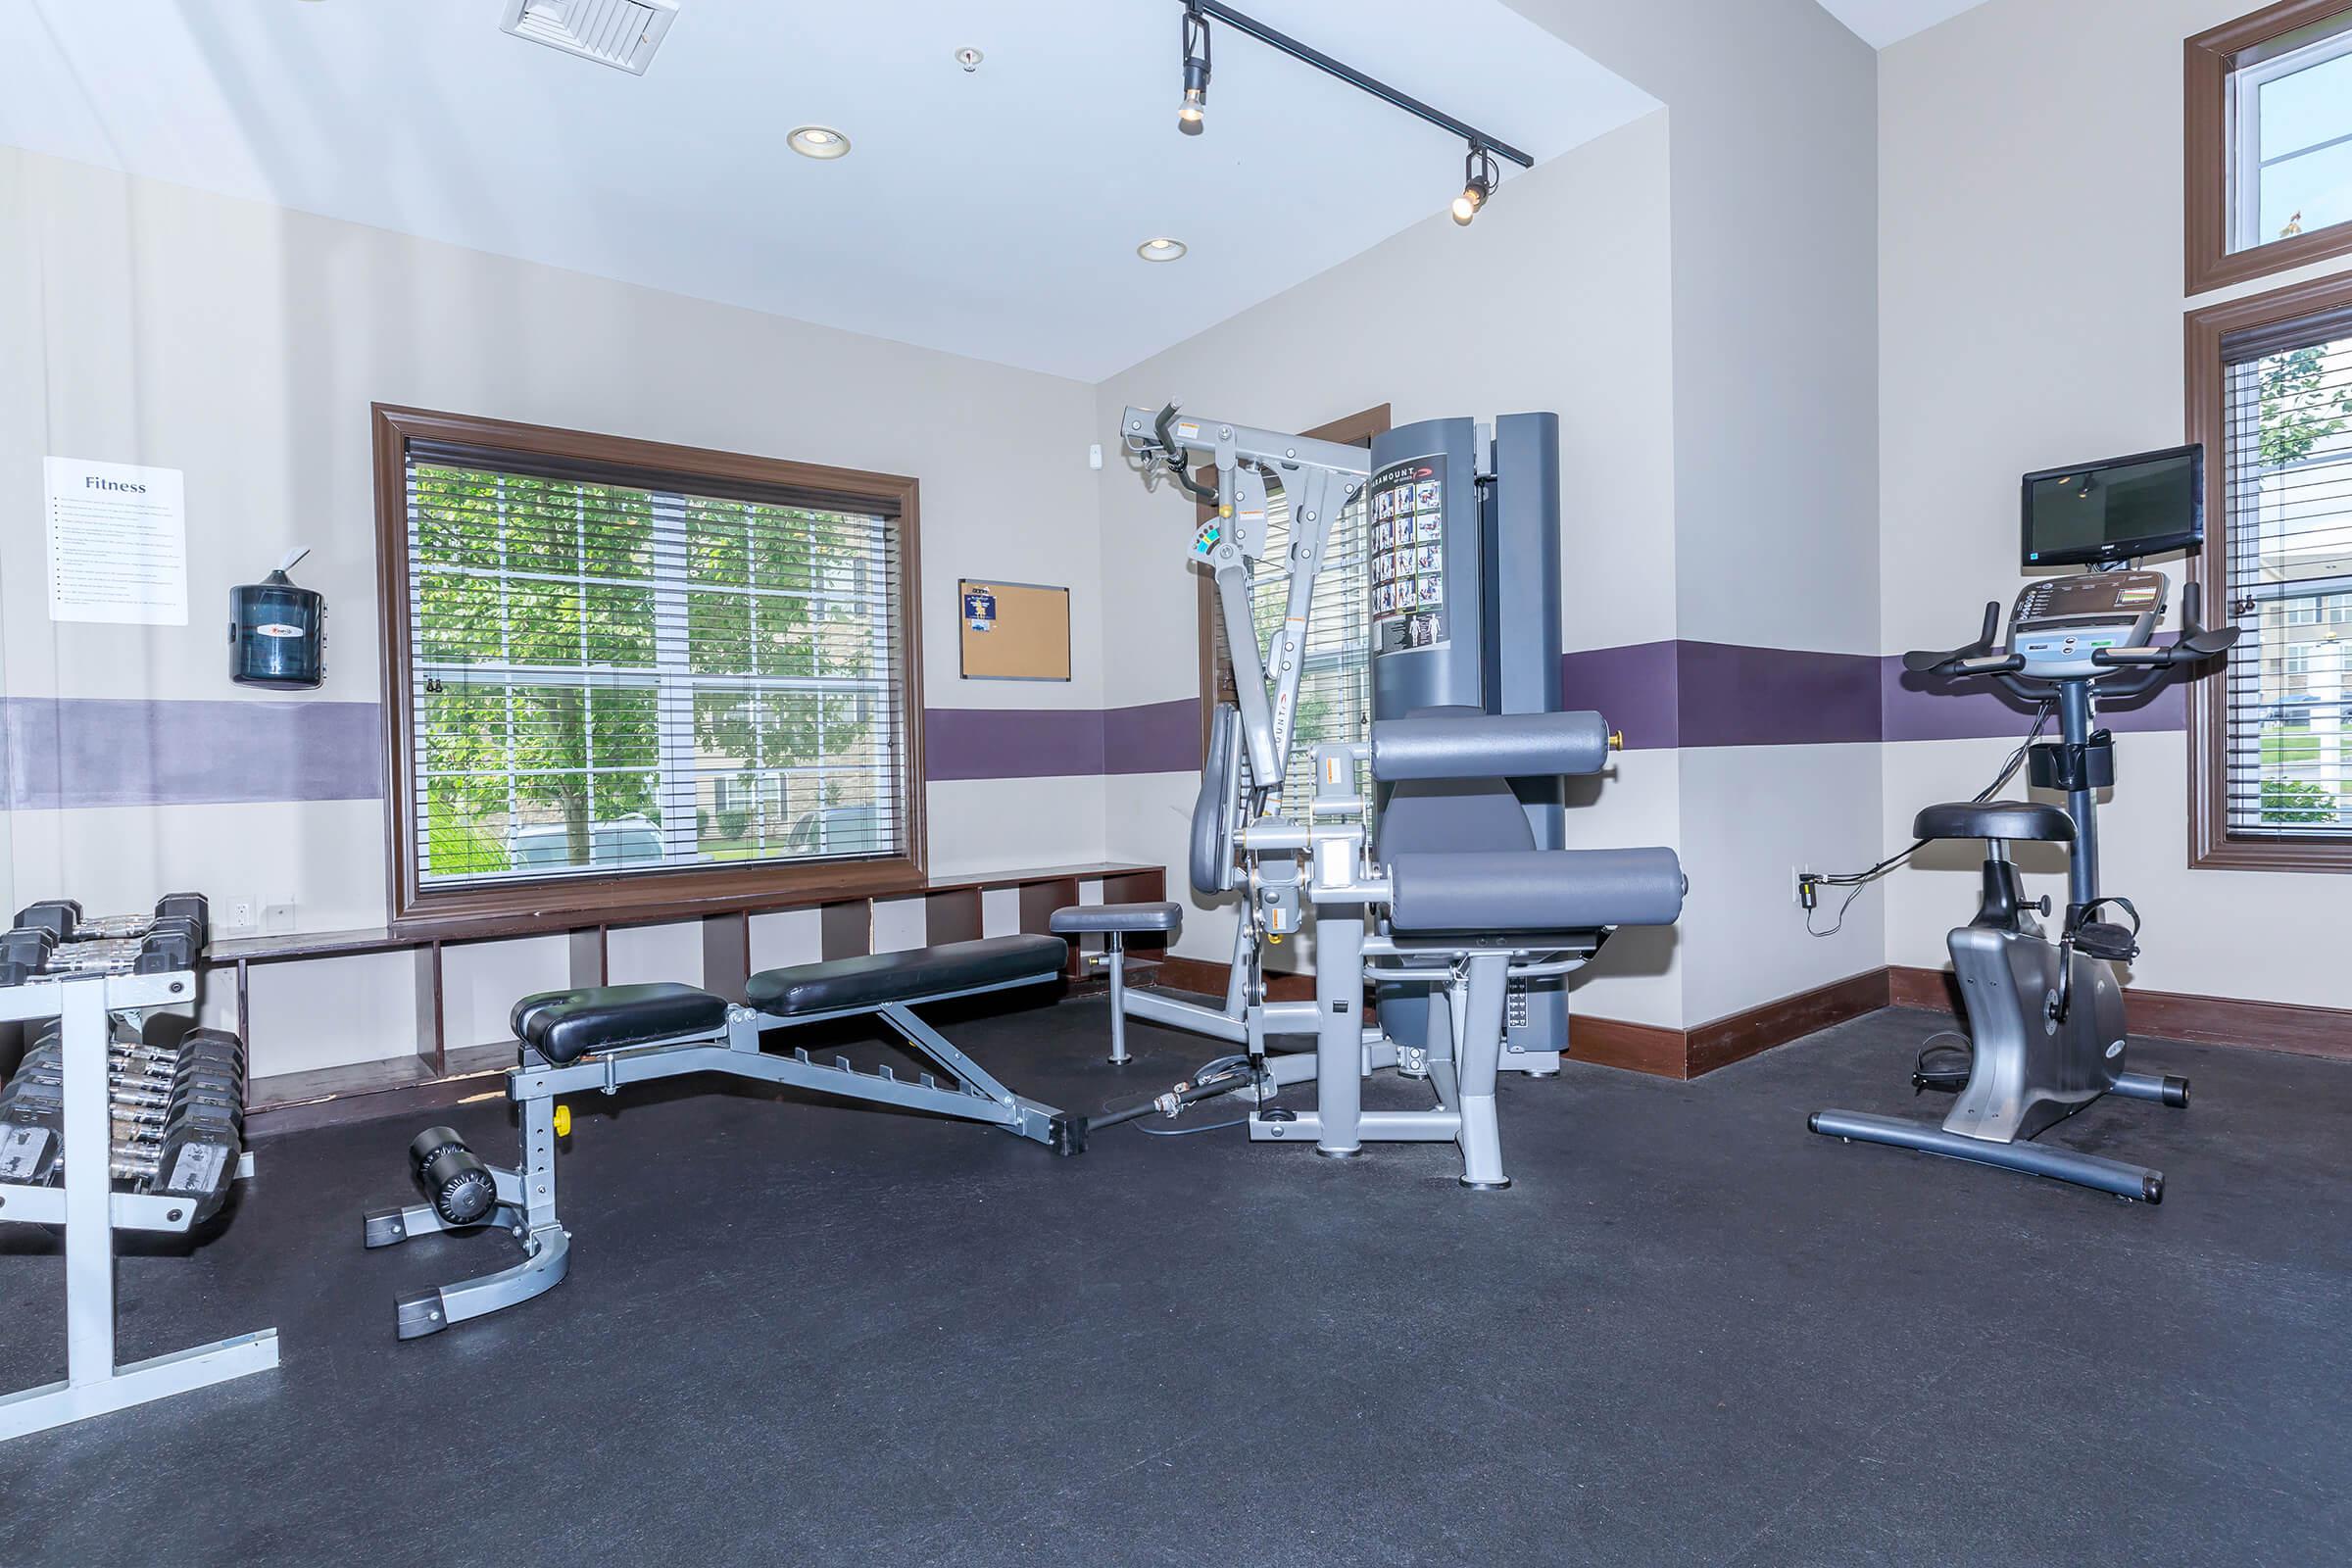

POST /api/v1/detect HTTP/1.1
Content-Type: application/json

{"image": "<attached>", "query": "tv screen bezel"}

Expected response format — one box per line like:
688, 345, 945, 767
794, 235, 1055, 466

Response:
2020, 443, 2204, 569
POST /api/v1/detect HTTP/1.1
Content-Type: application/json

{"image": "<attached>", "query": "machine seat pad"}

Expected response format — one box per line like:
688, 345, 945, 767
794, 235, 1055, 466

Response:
1049, 902, 1183, 936
512, 983, 730, 1066
1913, 800, 2075, 843
747, 934, 1068, 1018
1388, 848, 1686, 935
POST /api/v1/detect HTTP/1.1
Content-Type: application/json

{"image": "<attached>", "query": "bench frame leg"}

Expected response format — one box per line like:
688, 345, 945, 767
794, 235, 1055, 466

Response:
1104, 935, 1130, 1066
366, 979, 1085, 1338
364, 1096, 572, 1339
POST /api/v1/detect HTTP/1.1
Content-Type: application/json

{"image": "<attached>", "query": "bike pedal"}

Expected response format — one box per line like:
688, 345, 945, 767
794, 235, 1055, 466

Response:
2074, 921, 2138, 962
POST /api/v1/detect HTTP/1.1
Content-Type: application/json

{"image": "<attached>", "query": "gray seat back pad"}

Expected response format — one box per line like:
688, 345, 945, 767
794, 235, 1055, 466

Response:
1191, 702, 1243, 898
1388, 848, 1686, 934
1370, 710, 1610, 783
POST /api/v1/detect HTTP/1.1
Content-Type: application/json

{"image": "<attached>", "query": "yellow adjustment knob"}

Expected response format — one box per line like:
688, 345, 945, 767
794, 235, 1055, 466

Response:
1608, 729, 1626, 752
1268, 932, 1284, 945
1219, 503, 1234, 518
553, 1103, 571, 1137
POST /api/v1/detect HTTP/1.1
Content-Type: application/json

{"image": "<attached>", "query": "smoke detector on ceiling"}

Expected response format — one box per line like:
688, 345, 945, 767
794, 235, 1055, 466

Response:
500, 0, 679, 75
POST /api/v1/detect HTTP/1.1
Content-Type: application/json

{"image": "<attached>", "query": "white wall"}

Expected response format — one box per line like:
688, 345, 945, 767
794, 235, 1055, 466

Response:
0, 145, 1110, 1067
1494, 0, 1887, 1026
1093, 113, 1689, 1027
1876, 0, 2352, 1009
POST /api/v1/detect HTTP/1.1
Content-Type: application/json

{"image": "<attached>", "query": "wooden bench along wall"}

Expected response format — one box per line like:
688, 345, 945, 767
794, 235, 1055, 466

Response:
215, 861, 1167, 1124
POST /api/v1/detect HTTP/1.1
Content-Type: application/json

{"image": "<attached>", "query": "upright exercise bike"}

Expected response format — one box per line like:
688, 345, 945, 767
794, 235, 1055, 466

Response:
1811, 568, 2235, 1200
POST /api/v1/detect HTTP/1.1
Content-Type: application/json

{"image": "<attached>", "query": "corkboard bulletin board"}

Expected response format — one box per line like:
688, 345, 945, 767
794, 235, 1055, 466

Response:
957, 578, 1071, 681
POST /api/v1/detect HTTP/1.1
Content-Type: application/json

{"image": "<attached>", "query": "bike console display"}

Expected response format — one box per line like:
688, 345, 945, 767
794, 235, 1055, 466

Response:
2008, 569, 2165, 678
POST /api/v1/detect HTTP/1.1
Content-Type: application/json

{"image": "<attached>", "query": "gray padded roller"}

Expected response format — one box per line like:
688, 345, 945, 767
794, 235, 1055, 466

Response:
1369, 710, 1612, 783
1387, 848, 1686, 934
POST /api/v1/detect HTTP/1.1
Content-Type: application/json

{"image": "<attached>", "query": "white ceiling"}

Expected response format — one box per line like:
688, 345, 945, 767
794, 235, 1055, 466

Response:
1813, 0, 1991, 50
0, 1, 1655, 382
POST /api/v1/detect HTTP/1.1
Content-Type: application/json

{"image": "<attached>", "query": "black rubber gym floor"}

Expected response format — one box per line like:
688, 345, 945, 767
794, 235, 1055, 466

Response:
2, 998, 2346, 1566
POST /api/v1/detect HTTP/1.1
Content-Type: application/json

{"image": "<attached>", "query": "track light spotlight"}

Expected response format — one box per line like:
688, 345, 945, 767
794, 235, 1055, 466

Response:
1178, 4, 1212, 135
1451, 144, 1496, 225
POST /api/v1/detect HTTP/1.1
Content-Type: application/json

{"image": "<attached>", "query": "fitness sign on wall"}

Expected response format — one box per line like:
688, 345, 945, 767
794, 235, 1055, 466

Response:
1368, 454, 1449, 653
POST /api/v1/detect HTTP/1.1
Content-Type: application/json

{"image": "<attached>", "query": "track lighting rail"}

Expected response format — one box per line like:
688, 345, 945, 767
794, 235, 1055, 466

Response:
1185, 0, 1534, 169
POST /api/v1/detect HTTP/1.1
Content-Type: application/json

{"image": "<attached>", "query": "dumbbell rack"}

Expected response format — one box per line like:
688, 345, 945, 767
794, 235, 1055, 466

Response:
0, 965, 279, 1442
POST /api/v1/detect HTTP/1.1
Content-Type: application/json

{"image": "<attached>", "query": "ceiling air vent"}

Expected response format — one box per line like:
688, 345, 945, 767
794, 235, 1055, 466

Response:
500, 0, 679, 75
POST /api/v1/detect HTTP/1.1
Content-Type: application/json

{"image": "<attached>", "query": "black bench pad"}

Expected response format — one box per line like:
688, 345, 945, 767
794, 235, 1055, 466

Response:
1050, 902, 1183, 936
748, 934, 1068, 1018
512, 982, 730, 1066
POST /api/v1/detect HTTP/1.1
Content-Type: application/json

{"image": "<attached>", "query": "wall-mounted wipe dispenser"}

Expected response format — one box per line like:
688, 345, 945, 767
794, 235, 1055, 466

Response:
229, 547, 325, 689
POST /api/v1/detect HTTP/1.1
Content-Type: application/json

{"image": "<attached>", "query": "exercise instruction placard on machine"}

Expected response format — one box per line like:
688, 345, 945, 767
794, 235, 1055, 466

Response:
44, 456, 188, 625
1369, 453, 1449, 653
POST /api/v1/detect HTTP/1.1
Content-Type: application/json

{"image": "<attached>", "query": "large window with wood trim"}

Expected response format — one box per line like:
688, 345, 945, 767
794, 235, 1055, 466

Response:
2186, 275, 2352, 870
2186, 2, 2352, 291
1199, 407, 1388, 807
373, 407, 924, 927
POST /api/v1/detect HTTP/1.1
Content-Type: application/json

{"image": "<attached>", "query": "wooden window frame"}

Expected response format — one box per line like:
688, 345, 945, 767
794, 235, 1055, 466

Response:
372, 404, 929, 933
2185, 1, 2352, 294
1195, 404, 1393, 757
2183, 271, 2352, 873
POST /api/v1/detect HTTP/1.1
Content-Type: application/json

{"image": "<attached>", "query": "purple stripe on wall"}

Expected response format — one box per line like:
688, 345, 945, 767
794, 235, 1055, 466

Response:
922, 708, 1104, 781
1102, 699, 1201, 775
0, 645, 2211, 811
1559, 642, 1681, 750
1679, 642, 1883, 749
2, 699, 383, 810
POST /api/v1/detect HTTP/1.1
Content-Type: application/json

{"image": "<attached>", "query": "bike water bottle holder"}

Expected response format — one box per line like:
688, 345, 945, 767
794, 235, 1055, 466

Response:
2029, 730, 2116, 793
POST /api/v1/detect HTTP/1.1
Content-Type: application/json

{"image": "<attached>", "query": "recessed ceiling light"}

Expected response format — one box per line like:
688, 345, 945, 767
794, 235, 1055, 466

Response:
788, 125, 851, 160
1137, 237, 1187, 262
955, 47, 983, 73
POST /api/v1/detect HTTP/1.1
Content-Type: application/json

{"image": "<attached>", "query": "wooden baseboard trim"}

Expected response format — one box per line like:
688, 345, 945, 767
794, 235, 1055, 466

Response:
1887, 964, 2352, 1062
1569, 1015, 1691, 1079
1687, 968, 1893, 1078
1154, 954, 1319, 1003
1140, 957, 1891, 1080
1112, 950, 2347, 1079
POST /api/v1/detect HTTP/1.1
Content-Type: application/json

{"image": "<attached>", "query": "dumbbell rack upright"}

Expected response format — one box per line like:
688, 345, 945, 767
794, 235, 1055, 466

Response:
0, 966, 279, 1441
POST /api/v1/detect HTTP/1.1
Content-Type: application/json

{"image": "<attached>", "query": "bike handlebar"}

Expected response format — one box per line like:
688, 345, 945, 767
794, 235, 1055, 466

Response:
1902, 600, 2005, 677
1905, 583, 2240, 689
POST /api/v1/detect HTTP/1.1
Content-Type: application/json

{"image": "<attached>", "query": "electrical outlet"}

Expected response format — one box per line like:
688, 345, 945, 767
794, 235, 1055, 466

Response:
263, 902, 297, 935
1792, 866, 1819, 909
224, 895, 259, 933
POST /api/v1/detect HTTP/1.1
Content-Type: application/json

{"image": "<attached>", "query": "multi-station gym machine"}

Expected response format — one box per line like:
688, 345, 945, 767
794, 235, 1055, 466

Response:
1058, 405, 1685, 1185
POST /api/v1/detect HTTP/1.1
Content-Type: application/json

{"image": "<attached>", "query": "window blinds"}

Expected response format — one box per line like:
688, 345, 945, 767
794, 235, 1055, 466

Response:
404, 451, 909, 887
2220, 315, 2352, 838
1223, 472, 1373, 807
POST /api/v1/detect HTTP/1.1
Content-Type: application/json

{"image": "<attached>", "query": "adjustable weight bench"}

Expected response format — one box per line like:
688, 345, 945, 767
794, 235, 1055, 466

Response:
362, 934, 1080, 1339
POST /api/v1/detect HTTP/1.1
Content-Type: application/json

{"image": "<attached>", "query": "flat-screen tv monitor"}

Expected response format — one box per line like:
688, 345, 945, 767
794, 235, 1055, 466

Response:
2021, 444, 2203, 568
